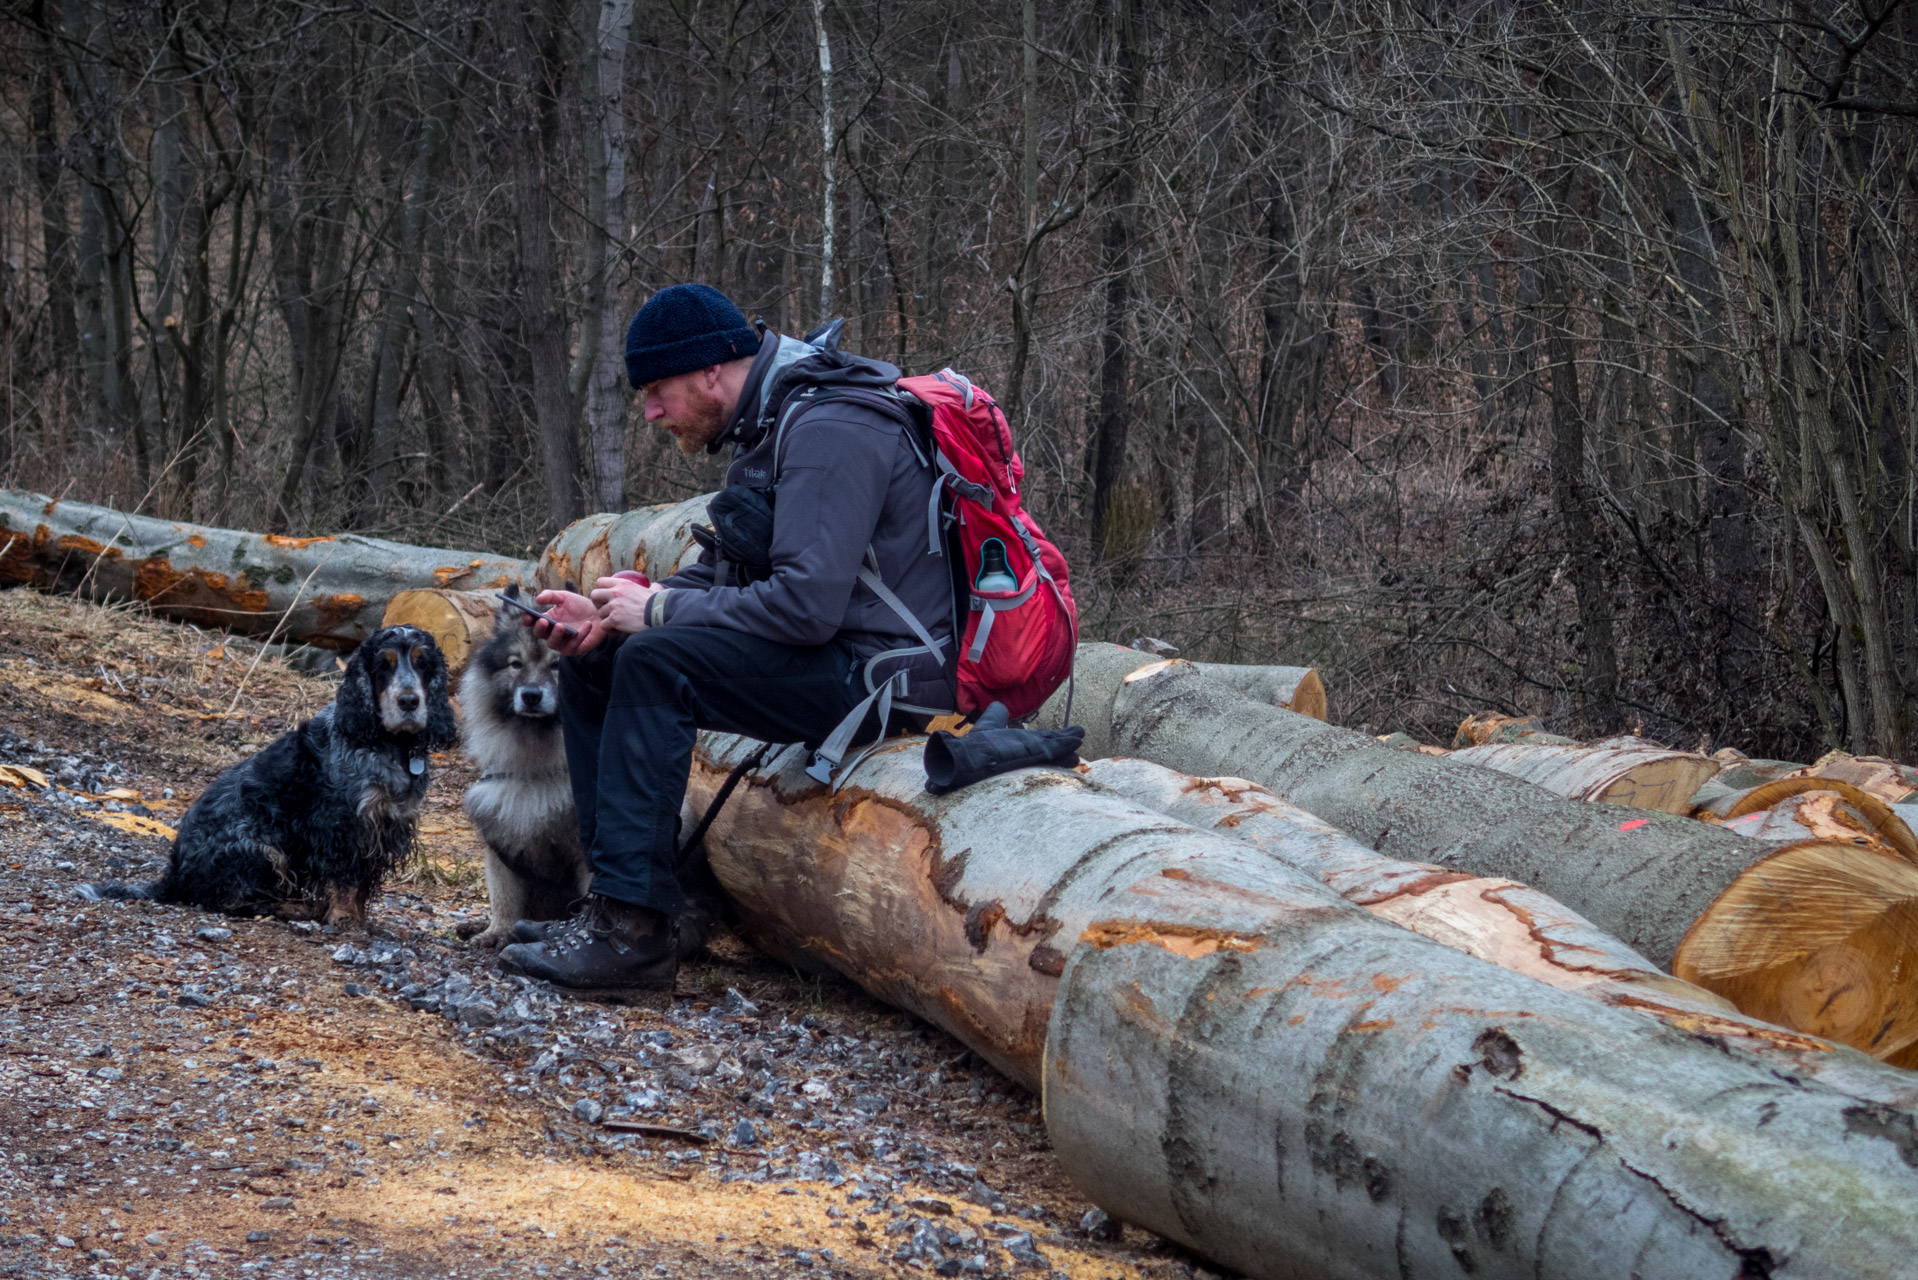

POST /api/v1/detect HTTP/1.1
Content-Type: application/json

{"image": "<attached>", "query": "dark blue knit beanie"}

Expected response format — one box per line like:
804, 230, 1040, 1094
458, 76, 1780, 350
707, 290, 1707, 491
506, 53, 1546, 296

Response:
624, 284, 762, 388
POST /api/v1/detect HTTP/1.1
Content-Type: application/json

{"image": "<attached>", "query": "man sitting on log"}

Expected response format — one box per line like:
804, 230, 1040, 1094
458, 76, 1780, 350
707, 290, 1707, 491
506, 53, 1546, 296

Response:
500, 284, 956, 997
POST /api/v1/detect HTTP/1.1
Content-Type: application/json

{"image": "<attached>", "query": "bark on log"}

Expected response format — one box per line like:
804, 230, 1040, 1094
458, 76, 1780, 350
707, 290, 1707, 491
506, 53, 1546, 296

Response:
1189, 662, 1326, 721
1082, 757, 1738, 1017
0, 489, 533, 648
1448, 740, 1719, 814
1035, 644, 1918, 1058
683, 733, 1918, 1280
380, 587, 502, 674
533, 496, 710, 591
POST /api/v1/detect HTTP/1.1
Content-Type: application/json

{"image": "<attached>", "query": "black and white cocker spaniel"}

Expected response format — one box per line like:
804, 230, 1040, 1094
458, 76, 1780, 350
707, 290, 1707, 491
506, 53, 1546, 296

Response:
84, 626, 457, 929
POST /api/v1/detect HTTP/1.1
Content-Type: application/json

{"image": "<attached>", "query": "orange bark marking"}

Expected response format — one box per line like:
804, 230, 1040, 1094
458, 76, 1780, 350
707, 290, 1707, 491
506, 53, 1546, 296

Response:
1349, 1019, 1395, 1032
186, 533, 207, 547
1370, 973, 1412, 992
1080, 919, 1263, 959
134, 558, 188, 600
120, 559, 274, 614
312, 593, 367, 631
433, 565, 474, 586
263, 533, 335, 548
54, 534, 113, 557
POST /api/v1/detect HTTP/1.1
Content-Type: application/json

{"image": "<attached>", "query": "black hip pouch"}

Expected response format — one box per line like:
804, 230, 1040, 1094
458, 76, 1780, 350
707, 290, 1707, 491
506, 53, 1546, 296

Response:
692, 484, 777, 585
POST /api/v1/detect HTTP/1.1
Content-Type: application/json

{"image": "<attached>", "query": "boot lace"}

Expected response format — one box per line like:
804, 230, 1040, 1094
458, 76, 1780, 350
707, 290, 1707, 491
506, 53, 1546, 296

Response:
543, 899, 632, 958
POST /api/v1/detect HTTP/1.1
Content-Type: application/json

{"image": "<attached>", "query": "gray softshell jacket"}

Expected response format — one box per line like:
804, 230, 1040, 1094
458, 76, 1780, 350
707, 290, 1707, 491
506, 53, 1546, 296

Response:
654, 333, 958, 710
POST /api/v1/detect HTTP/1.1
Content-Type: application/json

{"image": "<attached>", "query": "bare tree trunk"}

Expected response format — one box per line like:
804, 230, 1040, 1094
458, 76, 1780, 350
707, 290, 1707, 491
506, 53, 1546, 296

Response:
812, 0, 835, 323
1538, 177, 1619, 732
1087, 0, 1142, 555
266, 52, 365, 531
503, 0, 583, 532
364, 54, 457, 518
28, 2, 79, 377
573, 0, 640, 512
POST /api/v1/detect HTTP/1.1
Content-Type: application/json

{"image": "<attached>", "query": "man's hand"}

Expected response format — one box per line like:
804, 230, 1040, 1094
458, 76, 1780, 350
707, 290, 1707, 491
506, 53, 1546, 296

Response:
590, 576, 663, 635
529, 589, 606, 656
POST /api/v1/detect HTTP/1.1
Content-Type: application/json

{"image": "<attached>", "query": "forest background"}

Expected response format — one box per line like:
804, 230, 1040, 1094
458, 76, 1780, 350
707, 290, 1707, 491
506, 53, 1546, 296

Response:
1, 0, 1915, 759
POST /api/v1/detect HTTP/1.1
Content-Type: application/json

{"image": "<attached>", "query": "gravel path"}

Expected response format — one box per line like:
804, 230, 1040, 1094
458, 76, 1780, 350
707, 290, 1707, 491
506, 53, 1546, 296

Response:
0, 589, 1212, 1280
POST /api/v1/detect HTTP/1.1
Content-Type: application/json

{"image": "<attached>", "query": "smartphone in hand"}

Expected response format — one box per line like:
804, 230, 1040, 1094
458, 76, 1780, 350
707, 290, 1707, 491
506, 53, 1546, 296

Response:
498, 591, 579, 639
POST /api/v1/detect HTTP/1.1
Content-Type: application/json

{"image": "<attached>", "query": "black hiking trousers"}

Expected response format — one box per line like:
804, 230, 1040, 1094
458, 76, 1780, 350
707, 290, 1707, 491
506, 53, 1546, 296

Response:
557, 625, 873, 917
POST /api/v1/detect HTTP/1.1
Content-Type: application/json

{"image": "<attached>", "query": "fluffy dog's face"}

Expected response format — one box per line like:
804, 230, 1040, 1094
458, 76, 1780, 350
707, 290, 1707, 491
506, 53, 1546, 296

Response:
474, 595, 562, 722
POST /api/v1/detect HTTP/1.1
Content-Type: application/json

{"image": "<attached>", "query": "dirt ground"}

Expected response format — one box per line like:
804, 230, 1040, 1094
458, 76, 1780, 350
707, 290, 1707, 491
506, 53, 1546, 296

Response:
0, 588, 1218, 1280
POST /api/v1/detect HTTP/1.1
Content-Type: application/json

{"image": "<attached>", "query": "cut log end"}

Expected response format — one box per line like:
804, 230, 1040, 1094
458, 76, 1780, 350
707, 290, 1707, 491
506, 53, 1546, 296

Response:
1674, 839, 1918, 1066
1284, 668, 1326, 721
381, 588, 501, 674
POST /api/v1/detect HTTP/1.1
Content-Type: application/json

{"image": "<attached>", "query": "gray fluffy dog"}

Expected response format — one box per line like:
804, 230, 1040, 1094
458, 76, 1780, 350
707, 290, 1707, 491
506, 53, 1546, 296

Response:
455, 588, 589, 947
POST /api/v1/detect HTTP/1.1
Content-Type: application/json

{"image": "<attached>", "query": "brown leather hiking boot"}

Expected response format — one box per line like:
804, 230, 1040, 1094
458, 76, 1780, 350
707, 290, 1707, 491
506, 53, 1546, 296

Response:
497, 894, 677, 998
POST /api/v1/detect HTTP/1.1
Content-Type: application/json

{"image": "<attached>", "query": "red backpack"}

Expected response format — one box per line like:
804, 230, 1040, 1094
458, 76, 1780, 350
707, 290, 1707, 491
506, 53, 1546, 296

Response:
796, 366, 1078, 786
898, 369, 1077, 721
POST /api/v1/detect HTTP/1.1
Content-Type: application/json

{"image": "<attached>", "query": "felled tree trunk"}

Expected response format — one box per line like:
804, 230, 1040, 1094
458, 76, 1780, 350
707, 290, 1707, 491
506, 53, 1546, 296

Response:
533, 496, 710, 591
1037, 644, 1918, 1061
1082, 757, 1738, 1018
1045, 881, 1918, 1280
685, 733, 1918, 1280
1449, 740, 1720, 814
381, 588, 502, 674
0, 489, 532, 649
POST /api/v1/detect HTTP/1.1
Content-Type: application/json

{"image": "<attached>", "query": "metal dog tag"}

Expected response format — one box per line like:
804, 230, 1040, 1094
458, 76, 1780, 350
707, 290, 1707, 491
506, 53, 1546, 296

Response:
409, 757, 425, 776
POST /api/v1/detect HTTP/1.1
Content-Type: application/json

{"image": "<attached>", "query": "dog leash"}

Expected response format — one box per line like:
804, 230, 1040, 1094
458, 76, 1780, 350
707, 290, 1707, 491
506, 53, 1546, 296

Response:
675, 742, 774, 871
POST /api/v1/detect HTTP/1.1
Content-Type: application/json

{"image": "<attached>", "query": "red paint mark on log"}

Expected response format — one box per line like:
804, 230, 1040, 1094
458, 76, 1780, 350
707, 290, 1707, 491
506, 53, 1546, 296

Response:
1619, 818, 1649, 831
263, 534, 335, 548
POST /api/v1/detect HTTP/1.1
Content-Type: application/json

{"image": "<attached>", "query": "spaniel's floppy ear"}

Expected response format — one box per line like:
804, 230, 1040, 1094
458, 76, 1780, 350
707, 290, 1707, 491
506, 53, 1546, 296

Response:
333, 640, 381, 745
421, 642, 459, 750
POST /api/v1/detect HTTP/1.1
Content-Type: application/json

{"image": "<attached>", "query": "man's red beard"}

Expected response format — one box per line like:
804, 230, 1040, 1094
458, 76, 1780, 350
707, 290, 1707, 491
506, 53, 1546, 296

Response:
664, 386, 728, 455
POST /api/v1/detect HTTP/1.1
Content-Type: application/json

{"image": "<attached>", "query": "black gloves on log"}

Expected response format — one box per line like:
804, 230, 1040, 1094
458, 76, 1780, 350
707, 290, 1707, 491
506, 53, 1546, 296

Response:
924, 701, 1085, 794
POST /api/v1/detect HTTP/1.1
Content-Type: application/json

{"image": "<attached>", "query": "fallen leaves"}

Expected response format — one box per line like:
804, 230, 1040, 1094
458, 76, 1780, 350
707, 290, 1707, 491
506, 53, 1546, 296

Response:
0, 763, 49, 790
89, 811, 178, 841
